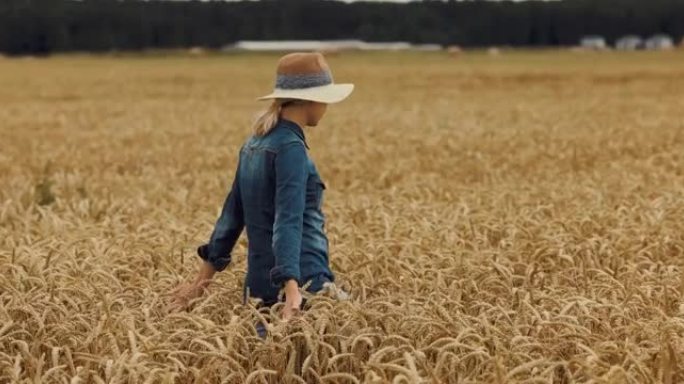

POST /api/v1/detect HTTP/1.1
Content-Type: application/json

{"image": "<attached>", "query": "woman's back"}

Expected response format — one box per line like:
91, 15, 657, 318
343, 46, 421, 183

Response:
238, 117, 335, 306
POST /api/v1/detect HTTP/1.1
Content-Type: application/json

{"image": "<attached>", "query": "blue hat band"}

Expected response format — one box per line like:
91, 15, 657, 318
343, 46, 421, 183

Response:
275, 71, 333, 90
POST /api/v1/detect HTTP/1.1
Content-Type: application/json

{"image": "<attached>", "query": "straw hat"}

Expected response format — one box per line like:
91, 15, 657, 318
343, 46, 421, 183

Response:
257, 52, 354, 103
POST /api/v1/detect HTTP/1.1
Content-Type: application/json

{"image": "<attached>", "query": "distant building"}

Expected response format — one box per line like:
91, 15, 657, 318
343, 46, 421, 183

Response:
223, 40, 338, 52
644, 34, 674, 50
412, 44, 443, 52
221, 40, 430, 52
188, 46, 207, 56
447, 45, 462, 57
615, 35, 643, 51
580, 36, 608, 50
359, 42, 413, 51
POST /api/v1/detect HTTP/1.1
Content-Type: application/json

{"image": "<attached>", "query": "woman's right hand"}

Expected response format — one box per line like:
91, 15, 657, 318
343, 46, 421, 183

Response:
281, 279, 303, 320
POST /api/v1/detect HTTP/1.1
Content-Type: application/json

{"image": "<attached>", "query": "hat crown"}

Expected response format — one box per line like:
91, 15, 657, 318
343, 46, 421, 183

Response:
274, 52, 334, 90
276, 52, 330, 75
256, 51, 354, 104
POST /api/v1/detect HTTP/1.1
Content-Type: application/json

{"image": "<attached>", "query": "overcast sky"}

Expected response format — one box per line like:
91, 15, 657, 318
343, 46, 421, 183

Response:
337, 0, 544, 2
291, 0, 538, 2
207, 0, 546, 2
342, 0, 553, 1
178, 0, 545, 2
189, 0, 539, 2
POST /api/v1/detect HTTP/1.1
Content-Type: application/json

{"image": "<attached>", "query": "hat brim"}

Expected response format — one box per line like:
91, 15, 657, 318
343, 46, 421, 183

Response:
256, 83, 354, 104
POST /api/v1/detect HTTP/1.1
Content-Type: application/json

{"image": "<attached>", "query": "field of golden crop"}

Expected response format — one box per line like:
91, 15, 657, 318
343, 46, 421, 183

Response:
1, 49, 684, 383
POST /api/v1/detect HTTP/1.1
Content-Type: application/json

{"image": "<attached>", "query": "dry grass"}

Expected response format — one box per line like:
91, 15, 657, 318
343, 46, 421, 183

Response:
1, 50, 684, 383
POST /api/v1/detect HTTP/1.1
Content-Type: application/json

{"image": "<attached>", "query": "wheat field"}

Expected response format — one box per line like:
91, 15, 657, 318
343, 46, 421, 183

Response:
1, 50, 684, 383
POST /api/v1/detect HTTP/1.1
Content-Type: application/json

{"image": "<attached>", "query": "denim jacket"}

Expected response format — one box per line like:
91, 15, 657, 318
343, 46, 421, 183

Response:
197, 117, 335, 306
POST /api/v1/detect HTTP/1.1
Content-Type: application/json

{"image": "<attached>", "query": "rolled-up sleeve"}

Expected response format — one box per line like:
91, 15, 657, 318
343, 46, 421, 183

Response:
269, 141, 307, 288
197, 159, 245, 272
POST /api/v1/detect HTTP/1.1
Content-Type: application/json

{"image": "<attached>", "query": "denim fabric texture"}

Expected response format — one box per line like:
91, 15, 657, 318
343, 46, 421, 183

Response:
197, 117, 335, 306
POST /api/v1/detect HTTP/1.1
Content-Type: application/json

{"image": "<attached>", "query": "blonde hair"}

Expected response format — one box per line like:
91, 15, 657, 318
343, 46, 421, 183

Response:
252, 98, 307, 136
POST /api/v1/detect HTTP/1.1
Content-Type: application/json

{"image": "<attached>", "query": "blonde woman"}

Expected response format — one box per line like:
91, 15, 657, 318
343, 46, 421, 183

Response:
170, 52, 353, 335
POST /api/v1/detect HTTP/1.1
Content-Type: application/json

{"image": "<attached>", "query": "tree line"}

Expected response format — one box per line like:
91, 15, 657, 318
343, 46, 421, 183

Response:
1, 0, 683, 55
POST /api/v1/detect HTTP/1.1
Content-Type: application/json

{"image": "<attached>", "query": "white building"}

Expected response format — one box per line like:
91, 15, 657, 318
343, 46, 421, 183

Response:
223, 40, 339, 52
615, 35, 643, 51
411, 44, 443, 52
358, 42, 413, 51
644, 34, 674, 50
580, 36, 608, 50
222, 40, 436, 52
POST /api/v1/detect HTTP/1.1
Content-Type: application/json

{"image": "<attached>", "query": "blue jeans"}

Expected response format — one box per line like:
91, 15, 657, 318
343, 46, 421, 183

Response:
256, 275, 331, 309
253, 278, 349, 339
244, 272, 333, 308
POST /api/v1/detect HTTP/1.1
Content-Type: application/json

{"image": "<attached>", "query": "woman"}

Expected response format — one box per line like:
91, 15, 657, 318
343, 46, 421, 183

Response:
170, 52, 354, 324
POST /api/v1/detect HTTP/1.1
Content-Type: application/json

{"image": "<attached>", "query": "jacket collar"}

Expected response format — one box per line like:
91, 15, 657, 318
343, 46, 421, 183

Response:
278, 117, 309, 149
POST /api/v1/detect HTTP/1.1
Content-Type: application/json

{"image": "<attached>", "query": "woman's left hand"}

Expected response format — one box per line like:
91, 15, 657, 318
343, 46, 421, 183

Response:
167, 261, 217, 312
168, 282, 205, 312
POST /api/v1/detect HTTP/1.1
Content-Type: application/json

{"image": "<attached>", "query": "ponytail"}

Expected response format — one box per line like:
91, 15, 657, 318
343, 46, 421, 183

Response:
252, 98, 309, 136
252, 100, 282, 136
